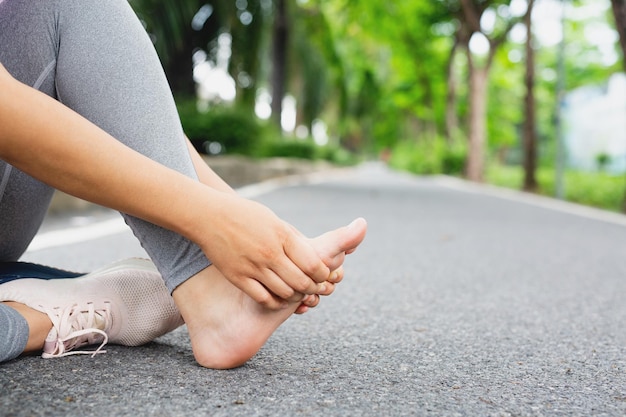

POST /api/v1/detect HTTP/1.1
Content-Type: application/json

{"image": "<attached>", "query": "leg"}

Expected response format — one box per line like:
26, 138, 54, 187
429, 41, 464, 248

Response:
0, 2, 69, 362
51, 0, 210, 292
0, 303, 35, 362
1, 0, 367, 367
0, 0, 209, 292
0, 161, 54, 262
0, 1, 69, 262
1, 302, 52, 355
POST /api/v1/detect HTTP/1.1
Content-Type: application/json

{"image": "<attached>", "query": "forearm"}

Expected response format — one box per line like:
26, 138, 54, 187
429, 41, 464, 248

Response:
185, 139, 236, 195
0, 65, 329, 304
0, 65, 219, 248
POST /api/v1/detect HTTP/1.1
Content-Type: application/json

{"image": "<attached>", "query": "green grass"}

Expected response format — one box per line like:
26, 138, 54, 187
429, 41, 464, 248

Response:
485, 164, 626, 212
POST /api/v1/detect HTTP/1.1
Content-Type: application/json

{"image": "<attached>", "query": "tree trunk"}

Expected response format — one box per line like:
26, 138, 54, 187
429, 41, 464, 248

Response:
611, 0, 626, 57
444, 39, 460, 143
523, 0, 538, 192
466, 64, 488, 182
271, 0, 289, 130
610, 0, 626, 212
230, 0, 265, 113
164, 33, 196, 99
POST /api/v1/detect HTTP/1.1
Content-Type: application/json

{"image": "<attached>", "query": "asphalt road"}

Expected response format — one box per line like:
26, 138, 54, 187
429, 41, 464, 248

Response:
2, 163, 625, 416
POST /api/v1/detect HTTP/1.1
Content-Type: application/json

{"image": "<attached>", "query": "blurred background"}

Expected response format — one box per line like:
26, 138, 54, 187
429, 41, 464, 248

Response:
128, 0, 626, 213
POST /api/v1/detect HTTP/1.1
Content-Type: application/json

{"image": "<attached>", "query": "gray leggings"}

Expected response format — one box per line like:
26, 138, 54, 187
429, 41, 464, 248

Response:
0, 0, 211, 362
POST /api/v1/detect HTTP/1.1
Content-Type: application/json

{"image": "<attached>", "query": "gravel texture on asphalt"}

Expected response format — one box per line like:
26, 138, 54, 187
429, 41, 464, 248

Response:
3, 163, 625, 417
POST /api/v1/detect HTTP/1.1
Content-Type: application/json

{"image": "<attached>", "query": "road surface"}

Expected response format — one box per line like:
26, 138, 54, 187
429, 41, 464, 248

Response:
2, 163, 625, 416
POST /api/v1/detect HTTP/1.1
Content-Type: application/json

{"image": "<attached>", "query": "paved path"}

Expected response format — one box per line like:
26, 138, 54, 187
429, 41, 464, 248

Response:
2, 163, 626, 416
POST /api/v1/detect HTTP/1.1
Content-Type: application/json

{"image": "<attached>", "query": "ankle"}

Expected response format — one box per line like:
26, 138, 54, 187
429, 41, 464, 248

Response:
172, 267, 212, 319
3, 301, 52, 353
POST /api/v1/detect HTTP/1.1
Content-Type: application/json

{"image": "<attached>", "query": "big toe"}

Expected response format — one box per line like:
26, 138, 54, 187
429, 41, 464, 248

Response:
312, 218, 367, 270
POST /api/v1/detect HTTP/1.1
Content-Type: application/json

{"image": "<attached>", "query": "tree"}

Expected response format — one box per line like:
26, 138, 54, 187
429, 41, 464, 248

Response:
291, 5, 348, 134
456, 0, 527, 182
130, 0, 230, 98
611, 0, 626, 60
445, 34, 462, 144
271, 0, 289, 129
522, 0, 537, 191
610, 0, 626, 212
229, 0, 268, 112
321, 1, 453, 152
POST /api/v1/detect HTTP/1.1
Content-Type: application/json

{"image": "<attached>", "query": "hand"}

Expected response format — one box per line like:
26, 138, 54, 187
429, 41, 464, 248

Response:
198, 194, 331, 309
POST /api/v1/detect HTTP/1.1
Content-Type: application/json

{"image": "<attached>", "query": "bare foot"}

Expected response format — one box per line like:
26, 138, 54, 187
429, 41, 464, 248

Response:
173, 218, 367, 369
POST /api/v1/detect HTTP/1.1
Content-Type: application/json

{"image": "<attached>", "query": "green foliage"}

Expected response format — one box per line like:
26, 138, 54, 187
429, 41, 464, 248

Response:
292, 4, 348, 128
486, 164, 626, 212
255, 136, 358, 165
596, 153, 611, 171
177, 101, 261, 155
133, 0, 626, 193
488, 46, 524, 149
318, 145, 358, 165
259, 139, 318, 159
177, 98, 357, 164
389, 137, 467, 176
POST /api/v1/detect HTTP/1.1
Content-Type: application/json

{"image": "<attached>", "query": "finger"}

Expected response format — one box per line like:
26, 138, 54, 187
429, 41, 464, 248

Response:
302, 294, 320, 307
255, 268, 305, 302
294, 304, 309, 314
328, 266, 344, 284
237, 278, 288, 310
285, 237, 330, 283
294, 294, 319, 314
283, 234, 331, 284
317, 282, 335, 296
272, 253, 328, 295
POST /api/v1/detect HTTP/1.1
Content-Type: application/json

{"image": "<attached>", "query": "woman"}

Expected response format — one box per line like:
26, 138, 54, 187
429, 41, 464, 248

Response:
0, 0, 366, 369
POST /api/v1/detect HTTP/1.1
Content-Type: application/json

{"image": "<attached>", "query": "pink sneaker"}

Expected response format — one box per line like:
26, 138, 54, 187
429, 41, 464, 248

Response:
0, 258, 183, 358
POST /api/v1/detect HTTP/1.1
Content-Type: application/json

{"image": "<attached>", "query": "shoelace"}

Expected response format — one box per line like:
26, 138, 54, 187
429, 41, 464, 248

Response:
41, 302, 111, 358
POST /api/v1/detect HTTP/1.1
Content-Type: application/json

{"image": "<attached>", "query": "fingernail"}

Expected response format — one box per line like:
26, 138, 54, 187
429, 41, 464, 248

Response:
319, 283, 327, 293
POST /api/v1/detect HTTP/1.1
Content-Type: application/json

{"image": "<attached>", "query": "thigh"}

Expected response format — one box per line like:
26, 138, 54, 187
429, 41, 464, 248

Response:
0, 0, 196, 174
0, 162, 54, 261
54, 0, 195, 175
0, 0, 59, 261
1, 0, 210, 288
0, 0, 58, 95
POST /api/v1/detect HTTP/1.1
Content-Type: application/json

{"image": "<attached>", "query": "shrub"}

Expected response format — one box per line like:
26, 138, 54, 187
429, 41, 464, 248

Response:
485, 164, 626, 212
596, 152, 611, 172
318, 145, 358, 166
260, 140, 318, 160
255, 134, 358, 165
389, 136, 467, 176
441, 140, 467, 175
177, 101, 261, 155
